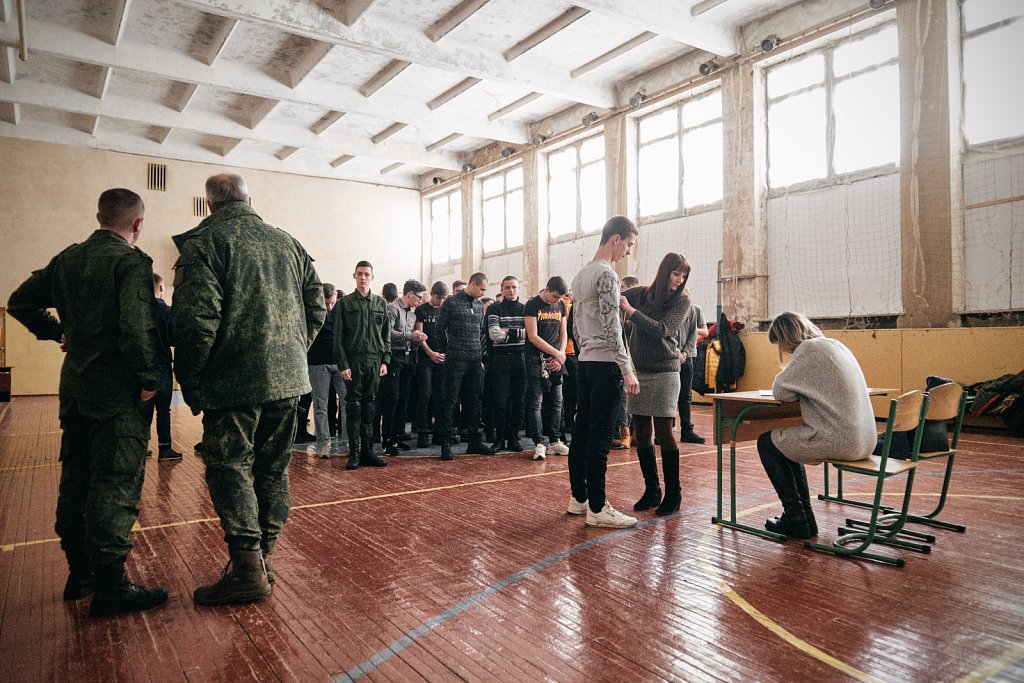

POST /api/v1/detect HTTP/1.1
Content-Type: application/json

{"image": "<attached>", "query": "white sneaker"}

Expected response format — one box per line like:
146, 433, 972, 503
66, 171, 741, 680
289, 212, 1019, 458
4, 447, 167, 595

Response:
547, 440, 569, 455
533, 443, 547, 460
586, 502, 638, 528
566, 497, 588, 515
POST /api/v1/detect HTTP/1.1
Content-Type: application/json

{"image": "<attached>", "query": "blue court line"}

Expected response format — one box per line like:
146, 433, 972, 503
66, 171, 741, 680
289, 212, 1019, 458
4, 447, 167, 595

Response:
334, 466, 1024, 682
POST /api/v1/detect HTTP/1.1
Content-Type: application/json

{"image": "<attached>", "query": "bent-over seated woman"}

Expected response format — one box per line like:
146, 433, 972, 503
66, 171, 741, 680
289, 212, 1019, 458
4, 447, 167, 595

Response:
758, 312, 877, 538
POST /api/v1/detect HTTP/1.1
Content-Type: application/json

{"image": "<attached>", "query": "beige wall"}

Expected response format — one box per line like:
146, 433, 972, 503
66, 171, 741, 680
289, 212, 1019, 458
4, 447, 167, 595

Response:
1, 137, 422, 395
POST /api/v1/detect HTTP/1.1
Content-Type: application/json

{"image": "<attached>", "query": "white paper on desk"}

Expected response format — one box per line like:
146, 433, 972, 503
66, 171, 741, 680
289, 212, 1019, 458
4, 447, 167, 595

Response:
759, 389, 774, 397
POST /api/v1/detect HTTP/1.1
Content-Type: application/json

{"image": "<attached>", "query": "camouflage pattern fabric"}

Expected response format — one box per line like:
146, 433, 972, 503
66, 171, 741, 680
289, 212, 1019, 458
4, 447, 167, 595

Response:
332, 290, 391, 371
201, 397, 298, 551
172, 202, 325, 411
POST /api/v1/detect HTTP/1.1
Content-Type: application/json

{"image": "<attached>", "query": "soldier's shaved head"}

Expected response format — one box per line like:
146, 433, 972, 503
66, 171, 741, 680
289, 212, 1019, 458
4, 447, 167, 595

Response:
97, 188, 144, 230
205, 173, 250, 211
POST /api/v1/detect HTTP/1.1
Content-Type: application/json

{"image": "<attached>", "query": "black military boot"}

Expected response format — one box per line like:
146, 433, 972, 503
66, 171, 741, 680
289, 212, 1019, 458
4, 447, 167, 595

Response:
346, 403, 362, 470
360, 438, 387, 467
655, 449, 681, 516
89, 563, 168, 617
260, 539, 276, 584
64, 570, 95, 601
416, 432, 431, 449
194, 549, 272, 606
633, 445, 663, 511
759, 446, 813, 538
440, 442, 454, 461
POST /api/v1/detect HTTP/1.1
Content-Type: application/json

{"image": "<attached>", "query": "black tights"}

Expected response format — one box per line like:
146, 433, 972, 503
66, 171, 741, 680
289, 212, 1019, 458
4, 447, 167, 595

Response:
633, 415, 675, 449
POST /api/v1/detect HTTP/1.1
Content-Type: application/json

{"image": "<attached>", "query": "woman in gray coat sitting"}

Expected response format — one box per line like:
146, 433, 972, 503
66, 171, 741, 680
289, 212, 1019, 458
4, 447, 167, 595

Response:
759, 312, 877, 537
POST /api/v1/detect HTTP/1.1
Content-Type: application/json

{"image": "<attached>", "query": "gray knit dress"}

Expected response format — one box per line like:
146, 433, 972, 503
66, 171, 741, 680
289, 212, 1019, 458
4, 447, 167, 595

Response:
623, 286, 691, 418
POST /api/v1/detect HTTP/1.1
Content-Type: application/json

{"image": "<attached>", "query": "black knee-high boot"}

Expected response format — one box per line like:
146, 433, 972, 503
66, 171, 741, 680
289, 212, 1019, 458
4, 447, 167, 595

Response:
757, 434, 812, 538
787, 459, 817, 536
654, 449, 681, 516
633, 445, 662, 511
346, 402, 361, 470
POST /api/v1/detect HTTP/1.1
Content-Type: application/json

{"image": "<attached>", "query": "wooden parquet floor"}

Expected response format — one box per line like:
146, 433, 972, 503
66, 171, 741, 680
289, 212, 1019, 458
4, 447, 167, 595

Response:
1, 396, 1023, 682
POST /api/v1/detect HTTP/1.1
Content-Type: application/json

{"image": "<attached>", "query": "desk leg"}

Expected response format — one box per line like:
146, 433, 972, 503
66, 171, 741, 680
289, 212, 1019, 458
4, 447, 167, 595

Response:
714, 399, 723, 524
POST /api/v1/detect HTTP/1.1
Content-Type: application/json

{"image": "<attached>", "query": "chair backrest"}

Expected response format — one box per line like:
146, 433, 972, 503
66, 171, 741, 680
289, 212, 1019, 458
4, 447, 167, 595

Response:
891, 390, 925, 433
924, 382, 963, 421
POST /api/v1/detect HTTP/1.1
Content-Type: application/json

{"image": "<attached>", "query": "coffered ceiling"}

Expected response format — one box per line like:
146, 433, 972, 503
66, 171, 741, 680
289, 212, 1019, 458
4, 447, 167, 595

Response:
0, 0, 799, 189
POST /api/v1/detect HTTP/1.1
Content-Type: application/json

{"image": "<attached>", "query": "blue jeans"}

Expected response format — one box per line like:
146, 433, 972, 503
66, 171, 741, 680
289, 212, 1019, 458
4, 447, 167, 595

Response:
525, 362, 563, 445
309, 364, 346, 444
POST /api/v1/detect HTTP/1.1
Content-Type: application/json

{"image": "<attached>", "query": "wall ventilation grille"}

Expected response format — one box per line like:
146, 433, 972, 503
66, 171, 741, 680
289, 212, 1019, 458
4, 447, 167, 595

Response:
193, 196, 209, 217
146, 163, 167, 191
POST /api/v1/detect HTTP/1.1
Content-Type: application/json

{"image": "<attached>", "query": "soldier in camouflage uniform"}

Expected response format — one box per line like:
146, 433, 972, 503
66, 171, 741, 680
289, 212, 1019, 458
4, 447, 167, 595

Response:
333, 260, 390, 470
7, 188, 169, 617
173, 173, 325, 605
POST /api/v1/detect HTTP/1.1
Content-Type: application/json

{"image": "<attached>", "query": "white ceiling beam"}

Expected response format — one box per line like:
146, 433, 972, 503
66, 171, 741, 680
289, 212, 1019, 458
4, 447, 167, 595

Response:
153, 126, 172, 144
425, 132, 461, 152
0, 80, 461, 169
503, 7, 588, 62
570, 31, 656, 78
371, 122, 406, 144
204, 16, 238, 66
358, 59, 409, 98
0, 0, 11, 23
96, 66, 114, 99
219, 137, 242, 156
488, 92, 542, 121
690, 0, 728, 17
1, 45, 15, 83
426, 0, 491, 43
330, 153, 354, 168
109, 0, 133, 46
174, 0, 615, 108
311, 110, 345, 135
288, 41, 333, 88
0, 100, 18, 123
344, 0, 379, 26
0, 20, 529, 142
380, 161, 402, 174
275, 145, 298, 160
426, 77, 480, 111
87, 114, 100, 136
174, 82, 199, 112
247, 97, 279, 129
571, 0, 738, 56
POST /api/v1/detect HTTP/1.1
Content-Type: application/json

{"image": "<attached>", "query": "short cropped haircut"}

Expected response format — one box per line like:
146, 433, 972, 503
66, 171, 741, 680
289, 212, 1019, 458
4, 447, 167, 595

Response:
545, 276, 568, 296
452, 280, 466, 289
205, 173, 249, 211
323, 283, 336, 300
501, 275, 518, 285
621, 276, 641, 289
382, 282, 398, 302
403, 279, 426, 295
599, 215, 638, 245
153, 273, 163, 287
468, 272, 488, 286
355, 260, 373, 271
430, 280, 449, 297
97, 188, 144, 229
768, 311, 823, 363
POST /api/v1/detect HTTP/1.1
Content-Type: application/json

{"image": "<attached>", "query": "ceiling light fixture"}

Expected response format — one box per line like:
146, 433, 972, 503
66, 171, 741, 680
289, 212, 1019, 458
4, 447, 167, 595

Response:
699, 59, 720, 76
462, 162, 475, 173
581, 112, 599, 127
531, 134, 547, 146
500, 146, 516, 158
868, 0, 886, 8
432, 176, 444, 185
760, 35, 781, 52
628, 89, 646, 108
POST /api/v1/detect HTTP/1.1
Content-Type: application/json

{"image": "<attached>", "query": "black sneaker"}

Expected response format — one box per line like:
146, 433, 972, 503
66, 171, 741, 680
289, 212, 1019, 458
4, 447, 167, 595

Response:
416, 433, 431, 449
194, 442, 204, 454
465, 442, 497, 455
505, 439, 524, 452
158, 447, 183, 461
63, 571, 95, 601
383, 440, 400, 456
440, 443, 454, 461
89, 581, 168, 618
395, 439, 412, 451
680, 432, 706, 444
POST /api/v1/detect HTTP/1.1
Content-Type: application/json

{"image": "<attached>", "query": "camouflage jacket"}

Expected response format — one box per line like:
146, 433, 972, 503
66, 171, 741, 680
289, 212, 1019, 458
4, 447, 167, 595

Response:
172, 202, 325, 411
332, 289, 390, 371
7, 229, 160, 418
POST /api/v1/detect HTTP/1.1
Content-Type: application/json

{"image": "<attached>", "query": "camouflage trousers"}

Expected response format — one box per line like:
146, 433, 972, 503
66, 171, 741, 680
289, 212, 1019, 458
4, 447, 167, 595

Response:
56, 398, 152, 571
201, 397, 298, 551
345, 356, 382, 442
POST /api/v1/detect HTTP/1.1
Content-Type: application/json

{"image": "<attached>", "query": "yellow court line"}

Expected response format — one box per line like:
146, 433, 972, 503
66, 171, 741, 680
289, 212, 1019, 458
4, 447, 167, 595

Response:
955, 643, 1024, 683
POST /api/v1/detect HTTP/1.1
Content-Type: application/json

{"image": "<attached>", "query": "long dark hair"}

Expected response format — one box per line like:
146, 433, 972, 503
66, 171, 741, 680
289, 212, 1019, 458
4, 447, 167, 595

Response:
645, 252, 691, 309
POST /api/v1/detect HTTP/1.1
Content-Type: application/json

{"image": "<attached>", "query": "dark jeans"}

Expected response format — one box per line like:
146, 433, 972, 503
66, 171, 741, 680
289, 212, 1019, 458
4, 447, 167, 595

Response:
380, 351, 414, 440
568, 361, 624, 513
414, 357, 445, 434
526, 364, 563, 445
154, 366, 173, 447
678, 356, 695, 432
562, 355, 578, 437
491, 353, 525, 442
439, 359, 483, 445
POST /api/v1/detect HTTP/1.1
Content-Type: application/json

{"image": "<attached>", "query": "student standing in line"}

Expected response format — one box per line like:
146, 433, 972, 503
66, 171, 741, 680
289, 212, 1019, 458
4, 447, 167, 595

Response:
567, 216, 640, 529
413, 281, 448, 447
523, 277, 570, 461
152, 272, 182, 461
621, 253, 693, 516
487, 276, 527, 452
677, 301, 708, 445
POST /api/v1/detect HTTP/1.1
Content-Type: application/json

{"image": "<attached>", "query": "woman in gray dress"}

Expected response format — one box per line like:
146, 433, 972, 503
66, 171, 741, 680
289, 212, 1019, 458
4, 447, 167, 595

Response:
620, 253, 693, 515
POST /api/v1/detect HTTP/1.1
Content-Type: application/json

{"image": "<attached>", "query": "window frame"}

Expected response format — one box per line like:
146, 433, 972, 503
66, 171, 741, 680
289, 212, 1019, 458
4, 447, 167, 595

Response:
479, 163, 524, 256
427, 187, 462, 266
764, 21, 900, 196
960, 8, 1024, 153
545, 132, 606, 243
635, 88, 724, 224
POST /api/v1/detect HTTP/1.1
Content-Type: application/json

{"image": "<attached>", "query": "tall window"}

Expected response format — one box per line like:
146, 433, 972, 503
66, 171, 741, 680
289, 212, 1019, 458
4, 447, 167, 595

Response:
547, 135, 605, 237
766, 24, 899, 189
481, 165, 523, 253
962, 0, 1024, 146
637, 90, 723, 218
430, 189, 461, 264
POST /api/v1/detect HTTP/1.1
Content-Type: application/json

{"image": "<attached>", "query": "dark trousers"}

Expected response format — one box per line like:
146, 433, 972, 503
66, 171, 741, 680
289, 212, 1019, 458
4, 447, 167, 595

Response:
491, 353, 526, 442
56, 399, 152, 571
439, 359, 483, 445
154, 367, 173, 447
562, 355, 578, 437
527, 367, 563, 445
568, 361, 623, 513
202, 397, 297, 551
414, 358, 444, 434
380, 351, 413, 440
678, 356, 695, 432
346, 356, 383, 443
